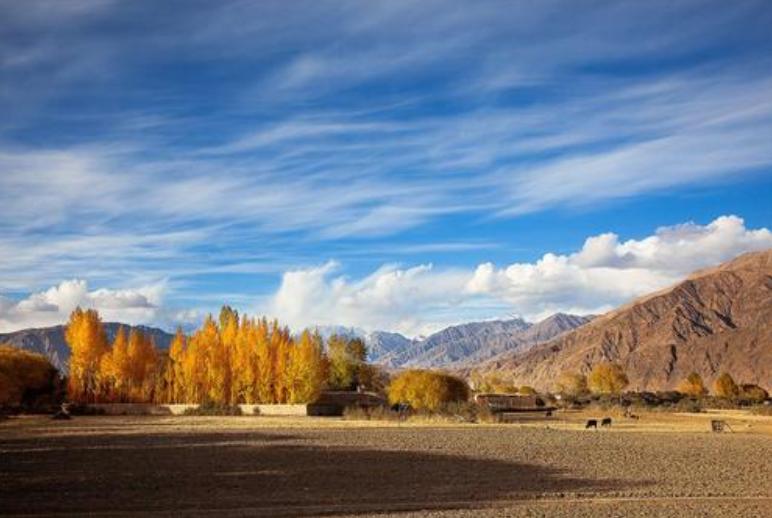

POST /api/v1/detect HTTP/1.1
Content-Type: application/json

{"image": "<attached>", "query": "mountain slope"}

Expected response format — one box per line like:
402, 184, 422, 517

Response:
0, 323, 174, 371
367, 330, 416, 361
375, 314, 590, 368
482, 250, 772, 391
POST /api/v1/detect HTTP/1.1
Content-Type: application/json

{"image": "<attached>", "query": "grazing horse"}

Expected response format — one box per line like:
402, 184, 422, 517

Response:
585, 419, 598, 429
601, 417, 612, 428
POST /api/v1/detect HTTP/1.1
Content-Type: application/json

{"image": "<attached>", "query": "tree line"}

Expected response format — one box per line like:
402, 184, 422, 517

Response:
66, 306, 371, 405
473, 361, 768, 402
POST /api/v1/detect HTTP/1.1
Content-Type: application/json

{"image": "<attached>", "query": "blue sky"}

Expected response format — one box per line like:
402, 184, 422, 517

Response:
1, 1, 771, 335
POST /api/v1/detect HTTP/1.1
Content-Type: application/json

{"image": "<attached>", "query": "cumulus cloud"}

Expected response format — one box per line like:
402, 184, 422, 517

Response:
3, 216, 770, 336
0, 279, 165, 332
268, 261, 471, 337
266, 216, 772, 336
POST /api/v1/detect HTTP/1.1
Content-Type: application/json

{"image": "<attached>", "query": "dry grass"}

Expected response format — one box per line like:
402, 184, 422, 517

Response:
1, 412, 770, 517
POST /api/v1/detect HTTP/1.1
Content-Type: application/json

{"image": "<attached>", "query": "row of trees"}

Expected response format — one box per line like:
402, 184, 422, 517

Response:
678, 371, 768, 401
472, 362, 767, 402
66, 307, 370, 405
554, 364, 767, 401
471, 362, 631, 397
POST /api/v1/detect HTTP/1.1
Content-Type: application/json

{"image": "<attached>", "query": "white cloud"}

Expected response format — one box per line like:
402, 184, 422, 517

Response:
266, 216, 772, 336
0, 279, 166, 332
267, 261, 471, 337
2, 216, 769, 336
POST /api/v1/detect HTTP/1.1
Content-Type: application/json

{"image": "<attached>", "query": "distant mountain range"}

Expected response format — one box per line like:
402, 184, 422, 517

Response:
0, 323, 174, 371
314, 313, 592, 369
5, 250, 767, 391
478, 249, 772, 392
1, 314, 590, 374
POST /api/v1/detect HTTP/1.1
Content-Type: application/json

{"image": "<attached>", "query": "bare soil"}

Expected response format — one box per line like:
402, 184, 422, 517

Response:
1, 414, 770, 517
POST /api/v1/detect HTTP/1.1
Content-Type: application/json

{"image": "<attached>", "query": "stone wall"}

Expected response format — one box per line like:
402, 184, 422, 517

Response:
86, 403, 309, 416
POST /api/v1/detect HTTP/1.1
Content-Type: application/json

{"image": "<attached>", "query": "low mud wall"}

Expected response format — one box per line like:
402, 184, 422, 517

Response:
239, 404, 308, 416
88, 404, 198, 415
86, 403, 310, 416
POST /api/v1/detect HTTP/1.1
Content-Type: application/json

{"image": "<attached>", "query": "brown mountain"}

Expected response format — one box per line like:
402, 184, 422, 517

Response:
481, 249, 772, 392
374, 313, 590, 369
0, 323, 174, 372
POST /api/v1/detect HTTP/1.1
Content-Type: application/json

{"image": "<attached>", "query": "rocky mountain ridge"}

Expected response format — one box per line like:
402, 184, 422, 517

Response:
480, 249, 772, 391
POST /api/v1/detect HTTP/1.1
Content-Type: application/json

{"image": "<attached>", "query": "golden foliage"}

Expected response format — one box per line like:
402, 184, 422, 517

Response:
388, 369, 469, 411
65, 308, 108, 402
64, 307, 335, 405
0, 344, 58, 408
470, 372, 519, 394
587, 362, 629, 395
713, 372, 739, 398
554, 371, 588, 396
677, 372, 707, 397
739, 384, 768, 403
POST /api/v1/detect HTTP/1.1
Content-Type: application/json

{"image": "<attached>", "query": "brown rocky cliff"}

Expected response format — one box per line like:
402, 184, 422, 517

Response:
482, 249, 772, 392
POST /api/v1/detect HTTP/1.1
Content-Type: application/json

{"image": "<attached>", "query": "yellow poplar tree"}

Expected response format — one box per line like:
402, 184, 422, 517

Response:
588, 362, 629, 395
165, 328, 187, 403
100, 326, 131, 402
254, 318, 274, 403
555, 371, 588, 396
713, 372, 739, 399
287, 330, 327, 403
678, 372, 707, 397
65, 308, 109, 403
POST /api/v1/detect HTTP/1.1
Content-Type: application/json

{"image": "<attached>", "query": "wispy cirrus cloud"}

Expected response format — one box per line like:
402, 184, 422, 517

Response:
0, 1, 771, 328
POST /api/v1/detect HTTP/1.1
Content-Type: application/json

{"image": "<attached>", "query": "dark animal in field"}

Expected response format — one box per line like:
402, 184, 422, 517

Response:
601, 417, 612, 427
585, 419, 597, 429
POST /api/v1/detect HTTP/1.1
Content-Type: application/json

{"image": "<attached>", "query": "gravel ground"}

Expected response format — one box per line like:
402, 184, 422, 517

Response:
1, 416, 770, 517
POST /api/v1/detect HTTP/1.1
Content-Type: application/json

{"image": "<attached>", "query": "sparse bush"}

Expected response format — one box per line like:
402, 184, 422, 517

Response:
183, 401, 243, 416
518, 385, 537, 395
554, 371, 588, 397
470, 372, 519, 394
405, 401, 490, 424
739, 384, 768, 404
342, 405, 401, 421
588, 362, 629, 395
388, 370, 469, 411
677, 372, 707, 397
674, 398, 702, 413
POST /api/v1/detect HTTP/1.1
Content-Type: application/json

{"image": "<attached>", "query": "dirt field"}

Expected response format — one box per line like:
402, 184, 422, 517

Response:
1, 412, 771, 517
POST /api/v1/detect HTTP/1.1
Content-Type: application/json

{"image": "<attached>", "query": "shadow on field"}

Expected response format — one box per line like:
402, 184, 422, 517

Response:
0, 430, 634, 516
